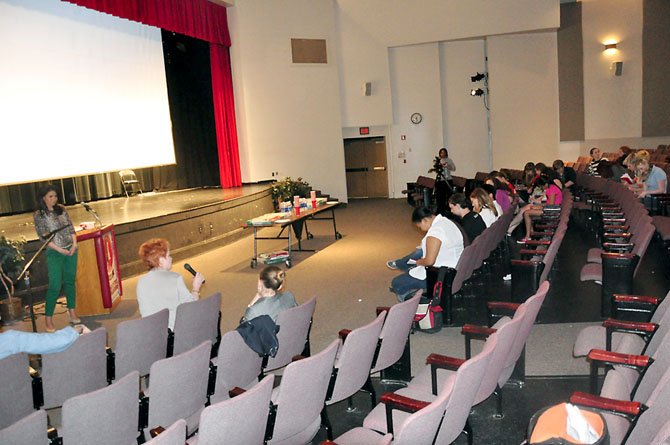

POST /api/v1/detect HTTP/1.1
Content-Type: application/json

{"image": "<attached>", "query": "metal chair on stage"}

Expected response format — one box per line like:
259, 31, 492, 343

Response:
119, 169, 143, 197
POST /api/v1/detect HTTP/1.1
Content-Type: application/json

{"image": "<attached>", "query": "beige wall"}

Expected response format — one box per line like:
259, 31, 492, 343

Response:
228, 0, 348, 202
488, 33, 560, 168
582, 0, 643, 140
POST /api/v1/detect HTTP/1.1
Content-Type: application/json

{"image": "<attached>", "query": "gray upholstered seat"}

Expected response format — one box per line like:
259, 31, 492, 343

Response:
190, 375, 274, 445
210, 329, 263, 404
173, 292, 221, 356
41, 327, 108, 409
0, 410, 49, 445
60, 371, 140, 445
115, 308, 169, 380
0, 352, 34, 430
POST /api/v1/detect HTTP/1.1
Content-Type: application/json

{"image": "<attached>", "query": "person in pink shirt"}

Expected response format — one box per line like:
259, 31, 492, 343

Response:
509, 175, 562, 243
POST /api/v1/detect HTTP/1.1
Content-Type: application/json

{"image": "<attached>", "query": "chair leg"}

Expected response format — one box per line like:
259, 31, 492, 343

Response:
494, 385, 504, 419
320, 406, 333, 440
463, 419, 474, 445
362, 375, 377, 408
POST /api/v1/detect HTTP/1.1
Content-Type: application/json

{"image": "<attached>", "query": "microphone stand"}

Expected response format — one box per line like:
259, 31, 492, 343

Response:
16, 226, 68, 332
82, 203, 103, 228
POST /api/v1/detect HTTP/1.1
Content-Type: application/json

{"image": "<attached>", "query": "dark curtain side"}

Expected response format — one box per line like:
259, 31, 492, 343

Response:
162, 31, 219, 189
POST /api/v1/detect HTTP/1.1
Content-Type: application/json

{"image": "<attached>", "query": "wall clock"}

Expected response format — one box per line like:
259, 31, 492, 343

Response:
410, 112, 422, 124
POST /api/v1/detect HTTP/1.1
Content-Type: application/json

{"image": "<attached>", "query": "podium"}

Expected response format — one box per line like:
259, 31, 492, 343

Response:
75, 224, 123, 316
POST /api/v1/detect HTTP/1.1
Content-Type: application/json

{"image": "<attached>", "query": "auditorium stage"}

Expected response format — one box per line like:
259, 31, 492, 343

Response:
0, 184, 275, 301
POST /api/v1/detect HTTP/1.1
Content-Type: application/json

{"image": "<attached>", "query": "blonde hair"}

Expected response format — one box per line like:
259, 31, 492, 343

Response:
470, 187, 498, 217
260, 266, 286, 291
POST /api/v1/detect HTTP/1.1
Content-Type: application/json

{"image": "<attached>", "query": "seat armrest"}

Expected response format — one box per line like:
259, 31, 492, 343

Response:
602, 252, 636, 260
603, 318, 657, 334
487, 301, 521, 311
292, 355, 307, 362
530, 231, 554, 238
520, 249, 547, 257
613, 294, 660, 305
603, 232, 632, 240
587, 349, 652, 369
229, 387, 246, 398
461, 324, 496, 340
376, 306, 390, 316
381, 392, 430, 435
602, 242, 633, 252
603, 224, 629, 232
338, 329, 351, 342
602, 218, 627, 223
320, 441, 338, 445
425, 353, 465, 370
569, 391, 644, 419
522, 240, 551, 247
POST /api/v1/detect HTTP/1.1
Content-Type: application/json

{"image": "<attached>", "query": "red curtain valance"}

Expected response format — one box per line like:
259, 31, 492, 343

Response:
62, 0, 231, 46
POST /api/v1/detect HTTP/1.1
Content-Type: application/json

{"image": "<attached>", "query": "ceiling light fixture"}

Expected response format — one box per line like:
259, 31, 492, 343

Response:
471, 72, 486, 82
470, 88, 484, 97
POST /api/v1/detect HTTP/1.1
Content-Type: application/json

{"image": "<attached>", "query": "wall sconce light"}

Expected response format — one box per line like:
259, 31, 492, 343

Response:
470, 88, 485, 97
604, 42, 619, 55
604, 43, 617, 51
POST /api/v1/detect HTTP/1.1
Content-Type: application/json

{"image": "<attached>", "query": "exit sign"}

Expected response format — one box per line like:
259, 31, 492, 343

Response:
359, 127, 370, 135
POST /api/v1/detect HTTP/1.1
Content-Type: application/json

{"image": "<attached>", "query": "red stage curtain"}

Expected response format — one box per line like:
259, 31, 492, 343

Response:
210, 44, 242, 187
62, 0, 230, 46
63, 0, 242, 187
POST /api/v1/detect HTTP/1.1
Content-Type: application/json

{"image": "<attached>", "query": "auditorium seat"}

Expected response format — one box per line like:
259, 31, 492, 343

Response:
322, 311, 386, 439
190, 375, 274, 445
114, 308, 169, 382
0, 410, 49, 445
0, 352, 34, 430
37, 327, 108, 409
172, 292, 221, 357
144, 419, 186, 445
209, 329, 263, 404
263, 296, 317, 373
142, 340, 211, 437
266, 340, 339, 444
59, 371, 140, 445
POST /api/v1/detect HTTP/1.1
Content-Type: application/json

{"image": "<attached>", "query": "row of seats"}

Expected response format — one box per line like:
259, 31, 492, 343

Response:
0, 288, 425, 444
511, 189, 573, 302
325, 281, 550, 445
565, 290, 670, 444
575, 174, 656, 317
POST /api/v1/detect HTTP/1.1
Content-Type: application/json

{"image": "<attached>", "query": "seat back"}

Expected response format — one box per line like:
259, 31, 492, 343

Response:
0, 353, 34, 429
197, 375, 274, 445
474, 308, 526, 405
270, 340, 339, 443
626, 367, 670, 444
41, 327, 108, 409
144, 419, 186, 445
499, 281, 549, 386
148, 340, 211, 434
394, 377, 453, 445
115, 309, 169, 379
173, 292, 221, 356
371, 291, 421, 374
210, 330, 263, 404
434, 334, 495, 444
264, 296, 317, 372
328, 311, 387, 405
0, 410, 49, 445
61, 371, 140, 445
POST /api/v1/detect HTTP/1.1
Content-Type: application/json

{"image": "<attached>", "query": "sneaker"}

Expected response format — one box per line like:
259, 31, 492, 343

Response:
516, 238, 530, 244
386, 260, 398, 270
503, 273, 512, 281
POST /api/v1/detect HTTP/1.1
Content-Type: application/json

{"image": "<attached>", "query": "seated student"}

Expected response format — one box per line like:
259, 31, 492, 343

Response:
471, 187, 500, 227
448, 193, 486, 243
136, 238, 206, 330
587, 147, 611, 177
389, 207, 464, 301
633, 157, 667, 199
242, 266, 297, 323
485, 174, 512, 213
552, 159, 576, 191
0, 324, 90, 360
509, 175, 562, 243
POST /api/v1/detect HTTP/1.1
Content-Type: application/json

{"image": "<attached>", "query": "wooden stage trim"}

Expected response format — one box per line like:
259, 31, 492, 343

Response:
6, 185, 275, 302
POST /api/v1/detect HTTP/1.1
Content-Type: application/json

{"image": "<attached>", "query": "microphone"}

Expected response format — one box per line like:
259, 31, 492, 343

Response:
184, 263, 205, 282
80, 202, 93, 212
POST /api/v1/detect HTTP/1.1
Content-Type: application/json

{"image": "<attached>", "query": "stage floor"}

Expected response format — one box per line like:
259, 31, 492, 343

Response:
0, 184, 272, 242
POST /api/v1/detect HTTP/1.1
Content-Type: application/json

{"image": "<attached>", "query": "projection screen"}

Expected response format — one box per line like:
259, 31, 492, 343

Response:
0, 0, 176, 186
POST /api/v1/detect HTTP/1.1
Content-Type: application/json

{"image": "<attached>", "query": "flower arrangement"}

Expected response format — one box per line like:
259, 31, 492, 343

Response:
271, 177, 311, 209
0, 235, 25, 303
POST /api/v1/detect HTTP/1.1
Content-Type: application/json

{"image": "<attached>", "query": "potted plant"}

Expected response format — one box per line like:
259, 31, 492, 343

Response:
271, 177, 312, 210
0, 235, 25, 325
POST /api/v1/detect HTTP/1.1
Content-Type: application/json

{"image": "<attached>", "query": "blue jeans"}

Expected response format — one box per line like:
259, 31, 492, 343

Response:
391, 273, 425, 302
393, 248, 423, 271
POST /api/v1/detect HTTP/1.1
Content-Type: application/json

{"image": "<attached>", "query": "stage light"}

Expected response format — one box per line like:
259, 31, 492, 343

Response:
471, 72, 486, 82
470, 88, 484, 97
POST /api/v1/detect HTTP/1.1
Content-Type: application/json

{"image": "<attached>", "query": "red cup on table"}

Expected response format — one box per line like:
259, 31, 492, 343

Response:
310, 191, 317, 209
294, 196, 301, 216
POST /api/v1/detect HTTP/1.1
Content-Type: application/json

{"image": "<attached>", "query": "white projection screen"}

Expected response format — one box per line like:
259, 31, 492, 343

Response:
0, 0, 176, 186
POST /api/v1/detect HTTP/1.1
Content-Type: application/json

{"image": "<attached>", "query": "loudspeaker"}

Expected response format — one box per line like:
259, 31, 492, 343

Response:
612, 61, 623, 77
362, 81, 372, 96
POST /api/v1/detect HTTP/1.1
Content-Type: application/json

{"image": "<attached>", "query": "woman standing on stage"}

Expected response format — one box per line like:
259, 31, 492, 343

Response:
33, 184, 79, 332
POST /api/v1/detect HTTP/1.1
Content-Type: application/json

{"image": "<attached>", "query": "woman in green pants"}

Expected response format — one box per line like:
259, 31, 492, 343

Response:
33, 184, 79, 332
